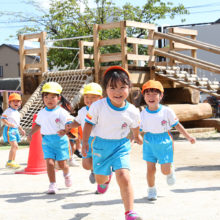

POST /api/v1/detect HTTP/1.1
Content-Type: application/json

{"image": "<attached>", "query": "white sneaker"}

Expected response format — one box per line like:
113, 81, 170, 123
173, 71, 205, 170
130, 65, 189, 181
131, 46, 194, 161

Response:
167, 165, 176, 186
147, 187, 157, 201
47, 183, 58, 194
68, 158, 79, 167
64, 173, 73, 187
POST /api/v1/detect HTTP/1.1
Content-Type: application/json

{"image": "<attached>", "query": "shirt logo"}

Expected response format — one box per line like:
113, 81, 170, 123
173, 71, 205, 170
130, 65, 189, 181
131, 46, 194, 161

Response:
55, 118, 60, 123
86, 113, 92, 120
161, 120, 167, 126
121, 122, 128, 129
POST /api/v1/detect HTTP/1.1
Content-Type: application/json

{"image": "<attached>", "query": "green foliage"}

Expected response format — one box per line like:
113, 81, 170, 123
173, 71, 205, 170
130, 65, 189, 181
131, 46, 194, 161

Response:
2, 0, 188, 69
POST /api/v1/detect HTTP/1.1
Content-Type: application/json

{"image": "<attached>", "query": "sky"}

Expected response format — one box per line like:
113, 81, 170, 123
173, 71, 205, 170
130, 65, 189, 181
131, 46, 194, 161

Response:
0, 0, 220, 46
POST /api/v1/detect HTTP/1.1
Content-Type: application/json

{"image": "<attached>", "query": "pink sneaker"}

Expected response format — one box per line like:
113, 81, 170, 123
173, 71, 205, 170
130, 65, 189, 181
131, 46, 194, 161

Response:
96, 174, 112, 194
125, 211, 142, 220
64, 174, 72, 187
47, 183, 58, 194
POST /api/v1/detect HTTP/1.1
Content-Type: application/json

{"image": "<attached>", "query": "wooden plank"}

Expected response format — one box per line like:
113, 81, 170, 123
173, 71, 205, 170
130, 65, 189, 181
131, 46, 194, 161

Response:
79, 41, 84, 69
98, 22, 121, 30
24, 48, 41, 56
125, 20, 156, 30
83, 41, 94, 47
40, 32, 48, 75
93, 24, 100, 83
3, 91, 8, 111
25, 63, 42, 70
121, 21, 128, 70
23, 33, 42, 41
126, 37, 154, 46
19, 34, 25, 94
99, 38, 121, 46
171, 27, 198, 36
23, 72, 42, 76
100, 53, 122, 62
127, 54, 155, 61
173, 42, 197, 50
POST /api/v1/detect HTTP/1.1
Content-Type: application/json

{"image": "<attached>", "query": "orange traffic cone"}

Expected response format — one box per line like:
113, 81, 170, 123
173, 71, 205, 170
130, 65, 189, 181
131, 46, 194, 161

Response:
15, 114, 47, 175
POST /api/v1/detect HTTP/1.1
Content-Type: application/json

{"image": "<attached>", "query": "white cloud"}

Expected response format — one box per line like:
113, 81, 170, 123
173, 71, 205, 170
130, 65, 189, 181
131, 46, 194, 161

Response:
34, 0, 51, 10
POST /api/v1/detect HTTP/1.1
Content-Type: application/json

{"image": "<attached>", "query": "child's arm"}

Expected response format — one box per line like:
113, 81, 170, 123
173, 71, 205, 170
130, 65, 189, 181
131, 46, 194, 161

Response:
1, 118, 15, 128
175, 123, 196, 144
82, 122, 93, 157
18, 126, 26, 136
65, 120, 81, 133
131, 127, 143, 145
27, 124, 41, 142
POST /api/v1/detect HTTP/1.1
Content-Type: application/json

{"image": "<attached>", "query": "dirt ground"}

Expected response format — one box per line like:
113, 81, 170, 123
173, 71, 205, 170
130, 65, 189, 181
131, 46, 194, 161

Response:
0, 134, 220, 220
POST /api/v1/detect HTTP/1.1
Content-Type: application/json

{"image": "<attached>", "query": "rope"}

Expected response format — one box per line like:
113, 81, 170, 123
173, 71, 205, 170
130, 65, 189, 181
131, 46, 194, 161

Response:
47, 46, 80, 50
46, 35, 93, 43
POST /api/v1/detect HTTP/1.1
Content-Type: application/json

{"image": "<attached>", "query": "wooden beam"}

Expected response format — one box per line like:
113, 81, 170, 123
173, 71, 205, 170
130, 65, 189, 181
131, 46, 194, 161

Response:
93, 24, 100, 83
100, 53, 122, 62
25, 63, 42, 70
19, 34, 25, 94
24, 48, 41, 56
98, 22, 121, 30
126, 37, 154, 46
83, 41, 94, 47
173, 42, 197, 50
125, 20, 156, 30
23, 33, 42, 41
99, 38, 121, 46
84, 54, 94, 59
121, 21, 128, 70
3, 91, 8, 111
127, 54, 155, 61
171, 27, 198, 36
79, 41, 84, 69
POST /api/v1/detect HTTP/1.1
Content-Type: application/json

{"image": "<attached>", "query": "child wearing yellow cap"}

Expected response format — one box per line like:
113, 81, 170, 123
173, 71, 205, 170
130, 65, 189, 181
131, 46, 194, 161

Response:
27, 82, 74, 194
1, 93, 26, 169
66, 82, 103, 184
140, 80, 196, 201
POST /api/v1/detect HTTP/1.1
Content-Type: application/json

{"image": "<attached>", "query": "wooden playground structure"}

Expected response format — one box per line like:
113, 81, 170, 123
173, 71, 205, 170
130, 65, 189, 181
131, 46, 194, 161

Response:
3, 20, 220, 133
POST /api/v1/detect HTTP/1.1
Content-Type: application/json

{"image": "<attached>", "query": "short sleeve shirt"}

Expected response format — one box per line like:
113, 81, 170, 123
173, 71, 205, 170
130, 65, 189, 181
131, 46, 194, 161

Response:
85, 97, 140, 139
1, 107, 20, 128
35, 106, 74, 135
140, 104, 179, 133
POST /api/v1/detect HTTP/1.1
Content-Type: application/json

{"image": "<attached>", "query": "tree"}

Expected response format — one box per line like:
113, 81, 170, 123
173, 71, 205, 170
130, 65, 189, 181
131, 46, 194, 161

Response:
2, 0, 189, 69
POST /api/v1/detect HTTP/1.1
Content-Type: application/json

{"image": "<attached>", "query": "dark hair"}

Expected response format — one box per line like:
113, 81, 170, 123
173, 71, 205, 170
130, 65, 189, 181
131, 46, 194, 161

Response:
143, 88, 162, 95
102, 69, 131, 90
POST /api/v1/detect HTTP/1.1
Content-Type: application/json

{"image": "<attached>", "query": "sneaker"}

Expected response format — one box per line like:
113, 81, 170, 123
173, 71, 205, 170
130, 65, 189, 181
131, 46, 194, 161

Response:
125, 211, 142, 220
96, 174, 112, 194
68, 158, 80, 167
64, 173, 72, 187
74, 150, 82, 158
89, 171, 96, 184
6, 161, 20, 169
167, 165, 176, 186
147, 187, 157, 201
47, 183, 58, 194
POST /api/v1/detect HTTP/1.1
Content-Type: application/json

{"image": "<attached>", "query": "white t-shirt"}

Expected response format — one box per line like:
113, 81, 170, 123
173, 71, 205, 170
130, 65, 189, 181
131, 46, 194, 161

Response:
1, 107, 20, 128
36, 106, 74, 135
140, 104, 179, 134
75, 106, 95, 136
85, 97, 140, 139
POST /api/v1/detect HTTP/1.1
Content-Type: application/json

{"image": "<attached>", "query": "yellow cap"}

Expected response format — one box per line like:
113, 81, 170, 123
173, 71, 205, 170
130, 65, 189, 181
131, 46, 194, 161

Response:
142, 80, 164, 94
9, 93, 21, 102
41, 82, 62, 95
83, 83, 102, 96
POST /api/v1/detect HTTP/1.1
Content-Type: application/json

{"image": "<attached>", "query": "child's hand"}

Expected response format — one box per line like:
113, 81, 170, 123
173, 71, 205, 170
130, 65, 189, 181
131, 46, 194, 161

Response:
82, 142, 89, 157
65, 123, 72, 133
57, 129, 66, 136
133, 134, 143, 145
19, 128, 26, 136
188, 136, 196, 144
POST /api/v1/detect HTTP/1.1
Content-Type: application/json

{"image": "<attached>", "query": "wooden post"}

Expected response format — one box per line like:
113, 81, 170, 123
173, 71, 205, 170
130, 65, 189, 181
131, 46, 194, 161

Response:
39, 32, 48, 83
3, 91, 8, 111
19, 35, 25, 94
191, 35, 197, 74
132, 44, 138, 66
148, 29, 156, 79
121, 21, 128, 70
79, 41, 85, 69
93, 24, 100, 83
169, 28, 175, 67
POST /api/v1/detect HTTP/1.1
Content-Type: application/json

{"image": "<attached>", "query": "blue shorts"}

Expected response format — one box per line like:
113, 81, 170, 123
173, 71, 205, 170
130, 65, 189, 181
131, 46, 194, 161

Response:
82, 136, 94, 159
92, 136, 131, 175
143, 132, 173, 164
42, 134, 70, 161
3, 126, 21, 143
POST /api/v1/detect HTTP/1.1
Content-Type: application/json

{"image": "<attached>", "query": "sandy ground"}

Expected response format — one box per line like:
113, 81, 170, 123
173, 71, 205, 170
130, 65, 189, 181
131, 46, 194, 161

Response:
0, 135, 220, 220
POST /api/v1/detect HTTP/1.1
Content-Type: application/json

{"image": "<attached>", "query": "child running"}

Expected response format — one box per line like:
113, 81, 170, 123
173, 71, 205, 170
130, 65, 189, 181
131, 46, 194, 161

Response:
82, 66, 143, 220
1, 93, 25, 169
66, 82, 102, 183
140, 80, 196, 201
27, 82, 74, 194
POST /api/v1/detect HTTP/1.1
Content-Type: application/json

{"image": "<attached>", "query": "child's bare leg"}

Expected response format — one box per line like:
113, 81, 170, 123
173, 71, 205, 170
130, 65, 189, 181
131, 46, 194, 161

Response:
147, 161, 156, 187
82, 157, 93, 170
95, 174, 110, 184
46, 158, 56, 183
161, 163, 171, 175
57, 160, 70, 176
8, 141, 18, 161
115, 169, 133, 212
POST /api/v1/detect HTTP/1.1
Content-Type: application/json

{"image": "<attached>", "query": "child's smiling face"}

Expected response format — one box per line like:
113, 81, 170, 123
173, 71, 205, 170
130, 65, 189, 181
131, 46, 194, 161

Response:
43, 93, 60, 109
9, 100, 22, 110
144, 89, 163, 110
